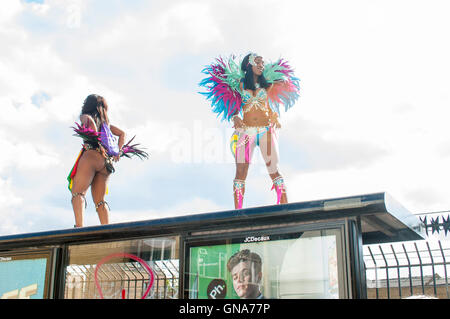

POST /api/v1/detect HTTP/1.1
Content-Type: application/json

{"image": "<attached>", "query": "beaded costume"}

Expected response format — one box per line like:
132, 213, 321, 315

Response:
200, 53, 300, 208
67, 122, 148, 208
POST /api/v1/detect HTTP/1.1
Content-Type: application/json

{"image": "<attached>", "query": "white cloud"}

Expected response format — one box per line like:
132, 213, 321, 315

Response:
157, 2, 224, 51
0, 177, 23, 235
0, 177, 22, 208
0, 0, 23, 24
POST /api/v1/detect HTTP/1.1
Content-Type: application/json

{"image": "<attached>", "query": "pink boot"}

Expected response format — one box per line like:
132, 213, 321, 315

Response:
233, 179, 245, 209
271, 176, 286, 205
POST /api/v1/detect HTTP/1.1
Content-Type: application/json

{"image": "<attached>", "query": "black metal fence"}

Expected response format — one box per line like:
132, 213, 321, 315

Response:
65, 260, 179, 299
364, 213, 450, 299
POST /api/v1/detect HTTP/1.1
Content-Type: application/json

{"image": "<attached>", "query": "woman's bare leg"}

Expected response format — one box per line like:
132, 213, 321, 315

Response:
70, 152, 97, 227
234, 130, 256, 209
91, 168, 110, 225
234, 162, 249, 209
260, 129, 288, 204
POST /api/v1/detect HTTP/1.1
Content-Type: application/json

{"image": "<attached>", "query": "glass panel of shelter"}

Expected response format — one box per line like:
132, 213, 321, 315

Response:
64, 236, 179, 299
0, 250, 54, 299
185, 227, 347, 299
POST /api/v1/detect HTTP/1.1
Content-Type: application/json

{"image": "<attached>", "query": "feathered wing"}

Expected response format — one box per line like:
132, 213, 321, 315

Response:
120, 135, 149, 160
263, 59, 301, 115
72, 122, 101, 144
72, 122, 149, 159
199, 56, 244, 121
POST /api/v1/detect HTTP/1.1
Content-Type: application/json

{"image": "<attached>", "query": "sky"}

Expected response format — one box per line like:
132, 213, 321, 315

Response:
1, 0, 450, 236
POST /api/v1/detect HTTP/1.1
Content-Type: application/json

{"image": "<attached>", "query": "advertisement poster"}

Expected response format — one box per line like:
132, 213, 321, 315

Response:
188, 231, 340, 299
0, 256, 48, 299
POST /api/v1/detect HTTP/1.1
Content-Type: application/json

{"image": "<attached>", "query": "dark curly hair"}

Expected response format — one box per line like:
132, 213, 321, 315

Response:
240, 53, 269, 91
81, 94, 109, 128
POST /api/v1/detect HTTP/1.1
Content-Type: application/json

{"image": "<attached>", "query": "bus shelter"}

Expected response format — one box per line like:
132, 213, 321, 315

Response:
0, 192, 424, 299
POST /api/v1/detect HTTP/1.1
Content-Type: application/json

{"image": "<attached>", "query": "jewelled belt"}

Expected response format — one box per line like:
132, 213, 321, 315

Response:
83, 143, 100, 152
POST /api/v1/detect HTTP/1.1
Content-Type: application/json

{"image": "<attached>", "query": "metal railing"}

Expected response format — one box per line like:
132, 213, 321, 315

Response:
364, 213, 450, 299
64, 259, 179, 299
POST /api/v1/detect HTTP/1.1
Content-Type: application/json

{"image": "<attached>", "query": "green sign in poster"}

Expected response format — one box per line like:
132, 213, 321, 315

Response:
190, 243, 241, 299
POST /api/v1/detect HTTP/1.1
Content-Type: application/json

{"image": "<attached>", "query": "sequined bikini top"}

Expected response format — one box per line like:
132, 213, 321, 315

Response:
241, 88, 269, 113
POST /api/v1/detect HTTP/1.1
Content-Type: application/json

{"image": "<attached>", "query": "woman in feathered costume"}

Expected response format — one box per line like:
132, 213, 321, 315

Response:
67, 94, 148, 227
200, 53, 300, 209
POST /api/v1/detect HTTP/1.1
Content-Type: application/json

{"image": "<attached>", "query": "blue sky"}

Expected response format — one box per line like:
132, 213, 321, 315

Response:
1, 0, 450, 235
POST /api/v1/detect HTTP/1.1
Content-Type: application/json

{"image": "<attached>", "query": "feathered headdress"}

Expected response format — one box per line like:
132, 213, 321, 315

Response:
199, 55, 300, 121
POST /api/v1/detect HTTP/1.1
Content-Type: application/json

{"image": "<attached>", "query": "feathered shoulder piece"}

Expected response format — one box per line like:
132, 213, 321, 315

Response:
200, 55, 300, 121
199, 55, 244, 121
263, 59, 300, 115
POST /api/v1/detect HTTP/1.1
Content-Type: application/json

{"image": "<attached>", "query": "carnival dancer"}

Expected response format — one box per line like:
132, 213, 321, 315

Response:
67, 94, 148, 227
200, 53, 300, 209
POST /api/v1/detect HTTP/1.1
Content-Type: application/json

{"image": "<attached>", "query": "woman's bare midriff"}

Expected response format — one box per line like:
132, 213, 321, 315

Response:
243, 107, 270, 127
